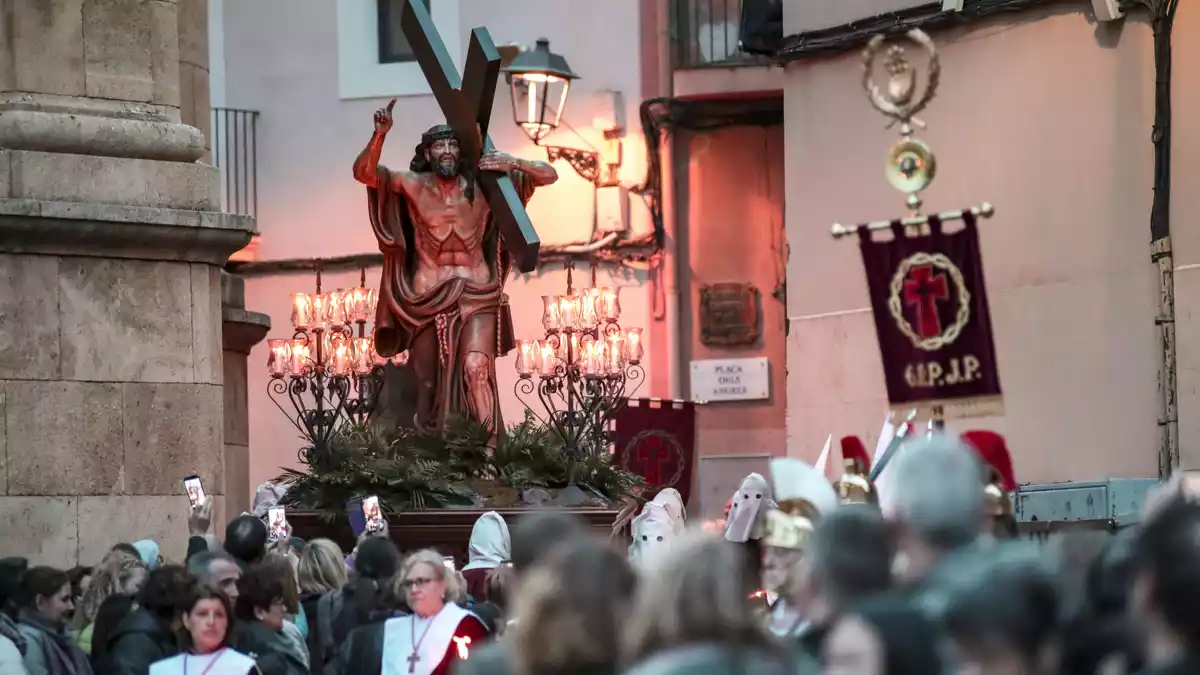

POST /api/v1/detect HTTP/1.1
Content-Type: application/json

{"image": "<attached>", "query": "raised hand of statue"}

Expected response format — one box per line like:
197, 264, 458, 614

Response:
374, 99, 396, 135
478, 151, 520, 173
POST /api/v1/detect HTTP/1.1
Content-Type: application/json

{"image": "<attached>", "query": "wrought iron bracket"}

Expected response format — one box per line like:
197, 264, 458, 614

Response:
545, 145, 600, 183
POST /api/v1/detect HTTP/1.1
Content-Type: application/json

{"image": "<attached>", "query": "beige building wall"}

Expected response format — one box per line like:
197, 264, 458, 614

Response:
782, 3, 1200, 482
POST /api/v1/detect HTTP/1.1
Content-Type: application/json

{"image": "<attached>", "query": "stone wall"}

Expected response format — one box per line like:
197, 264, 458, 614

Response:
0, 0, 253, 564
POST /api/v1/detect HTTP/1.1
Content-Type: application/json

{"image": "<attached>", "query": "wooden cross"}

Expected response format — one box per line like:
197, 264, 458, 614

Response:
402, 0, 541, 273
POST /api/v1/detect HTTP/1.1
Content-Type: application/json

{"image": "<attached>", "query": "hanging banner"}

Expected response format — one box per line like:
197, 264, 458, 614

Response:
858, 212, 1003, 414
614, 399, 696, 504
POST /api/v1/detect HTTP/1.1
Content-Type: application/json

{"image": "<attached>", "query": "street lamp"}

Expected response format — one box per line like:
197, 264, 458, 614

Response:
513, 265, 646, 504
265, 268, 406, 468
502, 38, 579, 145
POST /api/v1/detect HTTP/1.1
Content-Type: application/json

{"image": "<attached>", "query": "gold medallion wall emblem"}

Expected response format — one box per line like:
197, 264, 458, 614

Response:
887, 252, 970, 351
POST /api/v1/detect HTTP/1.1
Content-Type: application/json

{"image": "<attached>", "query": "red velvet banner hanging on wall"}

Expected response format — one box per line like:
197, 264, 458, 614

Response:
613, 399, 697, 504
858, 212, 1003, 413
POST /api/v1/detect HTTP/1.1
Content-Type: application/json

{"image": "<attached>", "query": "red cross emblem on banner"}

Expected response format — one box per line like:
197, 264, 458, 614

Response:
903, 264, 950, 338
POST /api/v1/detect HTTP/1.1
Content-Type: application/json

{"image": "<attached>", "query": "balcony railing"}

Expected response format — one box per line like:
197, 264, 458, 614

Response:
673, 0, 767, 69
211, 107, 260, 218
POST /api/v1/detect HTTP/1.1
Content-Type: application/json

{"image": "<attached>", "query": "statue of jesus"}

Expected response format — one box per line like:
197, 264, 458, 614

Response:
353, 99, 558, 436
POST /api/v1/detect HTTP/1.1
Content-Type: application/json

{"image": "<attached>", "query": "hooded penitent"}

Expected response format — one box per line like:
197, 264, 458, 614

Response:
724, 473, 774, 543
463, 511, 510, 571
461, 511, 511, 602
629, 502, 680, 570
961, 430, 1019, 538
834, 436, 879, 506
649, 488, 687, 533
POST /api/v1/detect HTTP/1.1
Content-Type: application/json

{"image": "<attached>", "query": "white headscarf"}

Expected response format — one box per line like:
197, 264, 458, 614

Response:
724, 472, 774, 543
462, 511, 511, 571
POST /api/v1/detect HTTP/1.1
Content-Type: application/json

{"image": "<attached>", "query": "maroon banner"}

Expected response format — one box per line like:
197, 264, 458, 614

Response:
858, 212, 1002, 408
614, 399, 696, 504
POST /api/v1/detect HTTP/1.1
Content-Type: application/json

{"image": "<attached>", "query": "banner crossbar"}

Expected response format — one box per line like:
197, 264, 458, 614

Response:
831, 202, 995, 240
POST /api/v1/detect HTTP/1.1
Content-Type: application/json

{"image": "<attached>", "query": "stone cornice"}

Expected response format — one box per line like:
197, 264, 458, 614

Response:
0, 198, 255, 266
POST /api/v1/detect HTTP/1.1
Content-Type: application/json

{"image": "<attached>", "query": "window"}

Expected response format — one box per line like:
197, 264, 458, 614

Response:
337, 0, 460, 100
377, 0, 432, 64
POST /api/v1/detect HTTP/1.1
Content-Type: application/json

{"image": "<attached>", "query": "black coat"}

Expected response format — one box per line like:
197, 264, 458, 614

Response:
92, 609, 178, 675
329, 612, 489, 675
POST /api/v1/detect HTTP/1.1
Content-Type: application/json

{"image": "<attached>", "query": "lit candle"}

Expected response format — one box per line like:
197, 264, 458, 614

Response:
559, 295, 578, 329
291, 293, 315, 330
310, 293, 328, 331
288, 339, 310, 377
330, 339, 352, 376
325, 291, 348, 326
347, 287, 372, 323
516, 340, 536, 377
541, 295, 561, 332
601, 287, 621, 321
351, 337, 374, 375
539, 342, 557, 377
267, 339, 291, 377
581, 341, 596, 377
580, 290, 598, 327
593, 340, 609, 376
607, 334, 625, 373
625, 327, 643, 364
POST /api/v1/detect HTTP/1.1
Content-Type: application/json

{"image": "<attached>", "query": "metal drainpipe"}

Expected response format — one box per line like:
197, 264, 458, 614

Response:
1124, 0, 1179, 477
657, 0, 682, 399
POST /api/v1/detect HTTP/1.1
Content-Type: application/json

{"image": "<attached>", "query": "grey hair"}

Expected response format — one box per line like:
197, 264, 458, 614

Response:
187, 550, 238, 585
889, 434, 985, 550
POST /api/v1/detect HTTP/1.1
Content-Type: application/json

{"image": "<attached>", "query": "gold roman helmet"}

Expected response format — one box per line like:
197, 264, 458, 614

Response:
832, 436, 879, 506
764, 458, 840, 550
961, 430, 1019, 538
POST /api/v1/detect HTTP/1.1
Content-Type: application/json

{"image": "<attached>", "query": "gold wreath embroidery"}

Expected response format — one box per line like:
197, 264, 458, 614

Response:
887, 252, 970, 352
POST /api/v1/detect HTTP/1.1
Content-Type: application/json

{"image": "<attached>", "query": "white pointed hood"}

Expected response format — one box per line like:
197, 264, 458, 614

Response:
649, 488, 687, 533
724, 472, 774, 543
629, 502, 677, 571
462, 511, 511, 571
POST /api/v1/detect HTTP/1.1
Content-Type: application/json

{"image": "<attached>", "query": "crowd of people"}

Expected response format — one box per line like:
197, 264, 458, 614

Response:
0, 428, 1198, 675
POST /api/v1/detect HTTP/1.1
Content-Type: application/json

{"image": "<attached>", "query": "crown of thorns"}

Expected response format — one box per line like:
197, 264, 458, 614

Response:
421, 125, 457, 145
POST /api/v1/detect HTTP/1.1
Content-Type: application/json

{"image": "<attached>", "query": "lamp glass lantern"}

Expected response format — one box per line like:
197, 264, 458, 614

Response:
502, 38, 579, 145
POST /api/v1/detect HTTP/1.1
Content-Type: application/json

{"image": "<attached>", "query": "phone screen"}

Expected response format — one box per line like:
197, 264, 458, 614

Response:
442, 556, 457, 573
362, 496, 385, 534
184, 476, 205, 507
346, 499, 367, 538
268, 506, 288, 542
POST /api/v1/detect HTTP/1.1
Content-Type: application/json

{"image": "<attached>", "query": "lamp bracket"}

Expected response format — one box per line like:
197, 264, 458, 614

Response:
546, 145, 600, 183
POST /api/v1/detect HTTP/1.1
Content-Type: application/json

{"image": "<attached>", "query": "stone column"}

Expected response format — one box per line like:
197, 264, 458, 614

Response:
0, 0, 255, 564
221, 273, 270, 517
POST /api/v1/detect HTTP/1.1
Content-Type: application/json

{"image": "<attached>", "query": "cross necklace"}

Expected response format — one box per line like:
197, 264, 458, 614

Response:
407, 605, 447, 674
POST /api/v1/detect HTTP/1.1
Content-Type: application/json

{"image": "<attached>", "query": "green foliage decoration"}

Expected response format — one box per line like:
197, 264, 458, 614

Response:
277, 410, 641, 520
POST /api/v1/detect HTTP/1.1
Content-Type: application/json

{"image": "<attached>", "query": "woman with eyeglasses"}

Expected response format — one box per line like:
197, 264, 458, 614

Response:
230, 563, 309, 675
149, 586, 259, 675
332, 549, 488, 675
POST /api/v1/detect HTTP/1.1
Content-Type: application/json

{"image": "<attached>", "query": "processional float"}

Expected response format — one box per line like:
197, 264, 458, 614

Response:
828, 30, 1005, 480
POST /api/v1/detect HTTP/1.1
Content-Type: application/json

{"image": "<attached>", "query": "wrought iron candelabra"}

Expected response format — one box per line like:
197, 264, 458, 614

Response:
514, 265, 645, 502
265, 269, 407, 466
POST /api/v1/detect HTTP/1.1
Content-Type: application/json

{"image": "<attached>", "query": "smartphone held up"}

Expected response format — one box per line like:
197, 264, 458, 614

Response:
184, 475, 206, 507
268, 506, 288, 542
362, 496, 385, 534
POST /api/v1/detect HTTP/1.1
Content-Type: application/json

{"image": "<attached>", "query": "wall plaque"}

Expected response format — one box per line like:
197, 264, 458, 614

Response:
690, 357, 770, 402
699, 282, 760, 347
